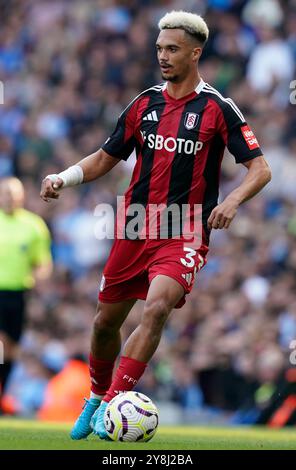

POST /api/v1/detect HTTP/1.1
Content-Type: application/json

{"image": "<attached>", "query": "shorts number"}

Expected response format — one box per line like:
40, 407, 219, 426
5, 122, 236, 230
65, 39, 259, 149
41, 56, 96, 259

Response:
180, 247, 197, 268
180, 248, 205, 270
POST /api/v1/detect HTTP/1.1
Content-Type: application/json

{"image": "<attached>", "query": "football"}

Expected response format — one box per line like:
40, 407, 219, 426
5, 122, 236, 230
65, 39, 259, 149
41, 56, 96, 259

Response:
104, 391, 159, 442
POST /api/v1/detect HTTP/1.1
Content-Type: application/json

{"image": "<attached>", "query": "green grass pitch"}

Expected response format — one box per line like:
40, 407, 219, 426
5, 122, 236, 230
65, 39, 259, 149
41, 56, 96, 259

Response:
0, 419, 295, 450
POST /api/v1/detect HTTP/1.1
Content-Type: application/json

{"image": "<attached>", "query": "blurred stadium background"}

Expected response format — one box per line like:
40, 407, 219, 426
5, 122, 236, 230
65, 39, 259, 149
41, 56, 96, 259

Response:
0, 0, 296, 427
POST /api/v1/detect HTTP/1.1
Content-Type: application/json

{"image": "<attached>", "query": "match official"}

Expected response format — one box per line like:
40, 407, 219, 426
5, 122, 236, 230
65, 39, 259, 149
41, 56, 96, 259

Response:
0, 177, 52, 404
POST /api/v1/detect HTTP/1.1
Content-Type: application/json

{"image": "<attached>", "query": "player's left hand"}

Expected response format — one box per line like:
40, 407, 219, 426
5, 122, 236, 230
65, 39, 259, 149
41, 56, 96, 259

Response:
207, 198, 239, 230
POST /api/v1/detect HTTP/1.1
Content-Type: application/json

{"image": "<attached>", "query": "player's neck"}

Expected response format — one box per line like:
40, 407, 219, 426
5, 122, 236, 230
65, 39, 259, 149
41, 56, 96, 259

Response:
166, 72, 202, 100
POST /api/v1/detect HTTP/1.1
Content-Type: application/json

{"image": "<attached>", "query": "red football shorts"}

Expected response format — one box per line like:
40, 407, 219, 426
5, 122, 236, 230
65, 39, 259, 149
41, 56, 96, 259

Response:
98, 238, 208, 309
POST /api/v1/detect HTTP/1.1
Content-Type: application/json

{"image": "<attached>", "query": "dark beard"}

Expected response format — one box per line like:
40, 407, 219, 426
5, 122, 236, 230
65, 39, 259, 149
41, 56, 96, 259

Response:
161, 73, 179, 82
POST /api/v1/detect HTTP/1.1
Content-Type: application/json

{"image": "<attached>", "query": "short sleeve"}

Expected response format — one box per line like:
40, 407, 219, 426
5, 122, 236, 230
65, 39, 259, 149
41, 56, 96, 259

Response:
102, 98, 139, 161
217, 98, 263, 164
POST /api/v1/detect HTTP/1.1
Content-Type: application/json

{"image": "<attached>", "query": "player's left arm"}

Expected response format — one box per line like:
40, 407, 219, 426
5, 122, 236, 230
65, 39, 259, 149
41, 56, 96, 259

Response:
208, 98, 272, 230
208, 155, 271, 230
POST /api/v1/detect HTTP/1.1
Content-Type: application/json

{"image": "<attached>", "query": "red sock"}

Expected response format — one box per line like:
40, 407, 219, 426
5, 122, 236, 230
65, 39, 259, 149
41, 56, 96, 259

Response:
103, 356, 147, 403
89, 354, 115, 396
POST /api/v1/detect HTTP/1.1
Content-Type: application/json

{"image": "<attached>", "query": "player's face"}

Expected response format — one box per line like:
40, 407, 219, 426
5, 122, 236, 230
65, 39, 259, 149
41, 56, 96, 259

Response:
156, 29, 201, 83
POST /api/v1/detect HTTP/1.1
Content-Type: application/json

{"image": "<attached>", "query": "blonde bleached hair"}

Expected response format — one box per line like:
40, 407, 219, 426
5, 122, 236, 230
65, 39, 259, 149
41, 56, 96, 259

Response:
158, 10, 209, 45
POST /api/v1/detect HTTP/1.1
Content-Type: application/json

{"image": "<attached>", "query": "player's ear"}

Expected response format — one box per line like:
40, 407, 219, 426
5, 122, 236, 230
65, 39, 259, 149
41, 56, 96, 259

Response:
192, 47, 202, 62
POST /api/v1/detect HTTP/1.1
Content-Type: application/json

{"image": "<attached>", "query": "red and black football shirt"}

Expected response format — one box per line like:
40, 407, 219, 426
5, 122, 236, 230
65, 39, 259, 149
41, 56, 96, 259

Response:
102, 79, 263, 244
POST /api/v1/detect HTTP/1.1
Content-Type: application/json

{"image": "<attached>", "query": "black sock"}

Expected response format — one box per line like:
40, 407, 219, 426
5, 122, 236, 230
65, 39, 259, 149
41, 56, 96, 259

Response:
0, 361, 13, 396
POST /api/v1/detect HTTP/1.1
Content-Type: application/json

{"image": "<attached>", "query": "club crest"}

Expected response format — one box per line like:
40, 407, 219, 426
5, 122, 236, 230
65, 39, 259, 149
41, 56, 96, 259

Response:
184, 112, 199, 130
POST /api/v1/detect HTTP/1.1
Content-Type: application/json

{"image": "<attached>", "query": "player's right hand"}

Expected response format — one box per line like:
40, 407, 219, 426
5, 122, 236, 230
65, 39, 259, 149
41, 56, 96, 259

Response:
40, 176, 64, 202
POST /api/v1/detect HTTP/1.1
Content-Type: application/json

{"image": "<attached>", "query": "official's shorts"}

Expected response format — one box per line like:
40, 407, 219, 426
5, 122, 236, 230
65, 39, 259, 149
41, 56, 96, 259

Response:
98, 238, 208, 309
0, 290, 26, 342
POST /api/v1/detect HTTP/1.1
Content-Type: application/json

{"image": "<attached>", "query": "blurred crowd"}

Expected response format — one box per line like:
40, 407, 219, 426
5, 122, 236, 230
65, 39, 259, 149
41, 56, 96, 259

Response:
1, 0, 296, 423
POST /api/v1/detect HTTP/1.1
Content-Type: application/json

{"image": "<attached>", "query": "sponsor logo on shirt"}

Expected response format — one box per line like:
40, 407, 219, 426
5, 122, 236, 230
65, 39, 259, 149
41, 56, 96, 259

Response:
241, 125, 259, 150
143, 110, 158, 122
141, 131, 203, 155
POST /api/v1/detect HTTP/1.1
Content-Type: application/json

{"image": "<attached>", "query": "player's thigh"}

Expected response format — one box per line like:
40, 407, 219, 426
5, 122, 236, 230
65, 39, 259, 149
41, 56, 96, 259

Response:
95, 299, 137, 330
145, 275, 184, 313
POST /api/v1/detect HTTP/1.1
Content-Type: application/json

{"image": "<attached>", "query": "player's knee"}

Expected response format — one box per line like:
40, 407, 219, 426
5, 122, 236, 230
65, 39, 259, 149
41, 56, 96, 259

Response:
142, 298, 170, 331
93, 308, 117, 338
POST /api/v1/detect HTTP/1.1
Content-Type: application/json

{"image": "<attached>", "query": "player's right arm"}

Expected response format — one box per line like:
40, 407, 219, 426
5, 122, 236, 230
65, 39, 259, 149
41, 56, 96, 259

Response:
40, 149, 120, 202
